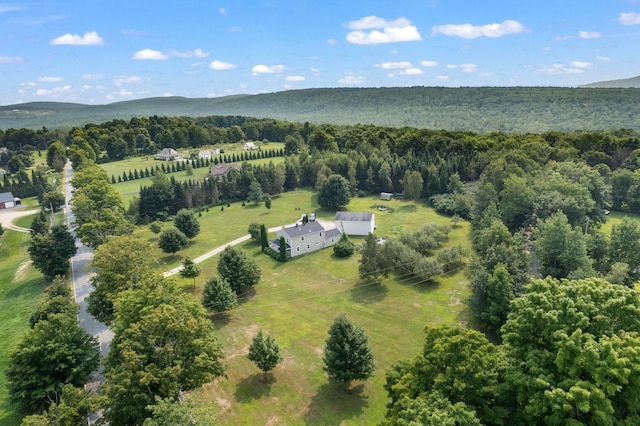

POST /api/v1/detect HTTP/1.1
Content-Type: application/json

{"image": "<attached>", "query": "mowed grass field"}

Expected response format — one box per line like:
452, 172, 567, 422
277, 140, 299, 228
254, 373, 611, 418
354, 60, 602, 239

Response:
138, 193, 472, 424
101, 143, 285, 208
0, 216, 43, 425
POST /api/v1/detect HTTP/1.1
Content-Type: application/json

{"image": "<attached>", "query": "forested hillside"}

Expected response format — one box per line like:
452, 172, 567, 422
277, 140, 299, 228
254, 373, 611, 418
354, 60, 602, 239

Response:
1, 86, 639, 133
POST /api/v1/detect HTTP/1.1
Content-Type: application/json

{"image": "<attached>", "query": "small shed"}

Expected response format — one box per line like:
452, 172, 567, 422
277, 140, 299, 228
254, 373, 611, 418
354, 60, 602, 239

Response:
154, 148, 180, 161
335, 212, 375, 236
380, 192, 392, 201
0, 191, 15, 209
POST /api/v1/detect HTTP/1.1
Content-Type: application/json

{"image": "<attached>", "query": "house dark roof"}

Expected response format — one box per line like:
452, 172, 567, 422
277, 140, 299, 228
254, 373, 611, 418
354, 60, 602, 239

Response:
209, 162, 241, 177
281, 220, 325, 238
335, 212, 374, 222
325, 228, 342, 239
0, 192, 14, 203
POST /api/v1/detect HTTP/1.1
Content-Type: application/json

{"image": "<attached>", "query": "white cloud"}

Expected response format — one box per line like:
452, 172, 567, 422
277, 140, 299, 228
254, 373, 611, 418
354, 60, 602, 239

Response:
596, 56, 611, 62
169, 48, 209, 58
538, 63, 587, 75
0, 5, 24, 12
618, 12, 640, 25
209, 60, 237, 70
402, 68, 423, 75
39, 76, 63, 83
285, 75, 305, 82
50, 31, 104, 46
114, 75, 142, 86
432, 20, 525, 39
164, 92, 173, 97
446, 64, 457, 69
570, 61, 593, 68
36, 89, 51, 96
117, 89, 133, 97
132, 49, 169, 60
53, 85, 72, 93
579, 31, 601, 39
82, 73, 104, 80
252, 64, 285, 75
20, 82, 36, 87
338, 75, 365, 85
346, 16, 422, 45
437, 75, 449, 80
377, 61, 412, 69
327, 39, 336, 45
420, 60, 438, 67
219, 8, 227, 15
554, 35, 573, 41
460, 63, 477, 73
309, 67, 319, 72
0, 56, 23, 63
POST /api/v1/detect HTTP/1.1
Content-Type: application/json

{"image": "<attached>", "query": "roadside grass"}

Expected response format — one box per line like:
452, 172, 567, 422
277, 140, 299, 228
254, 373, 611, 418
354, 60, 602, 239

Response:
160, 196, 472, 424
0, 227, 43, 425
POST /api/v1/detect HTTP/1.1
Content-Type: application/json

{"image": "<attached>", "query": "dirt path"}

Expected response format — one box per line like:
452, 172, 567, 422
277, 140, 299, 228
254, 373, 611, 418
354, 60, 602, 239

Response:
0, 207, 39, 233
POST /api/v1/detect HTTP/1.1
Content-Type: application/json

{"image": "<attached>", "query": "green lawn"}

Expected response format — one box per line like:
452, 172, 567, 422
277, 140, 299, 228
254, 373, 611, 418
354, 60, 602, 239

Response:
0, 224, 43, 425
155, 195, 473, 424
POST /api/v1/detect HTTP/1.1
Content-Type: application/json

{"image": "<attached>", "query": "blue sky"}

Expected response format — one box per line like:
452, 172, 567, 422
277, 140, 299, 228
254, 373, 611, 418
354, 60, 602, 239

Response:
1, 0, 639, 105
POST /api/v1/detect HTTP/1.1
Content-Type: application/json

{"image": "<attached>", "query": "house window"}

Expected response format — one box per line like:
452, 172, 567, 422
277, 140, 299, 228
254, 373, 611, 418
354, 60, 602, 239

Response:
301, 236, 304, 241
331, 238, 335, 243
307, 244, 310, 249
320, 231, 322, 236
296, 247, 300, 252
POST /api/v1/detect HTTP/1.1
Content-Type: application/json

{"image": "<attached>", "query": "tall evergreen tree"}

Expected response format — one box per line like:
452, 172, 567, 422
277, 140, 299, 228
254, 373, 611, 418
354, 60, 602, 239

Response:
323, 314, 375, 390
203, 275, 237, 313
247, 329, 283, 381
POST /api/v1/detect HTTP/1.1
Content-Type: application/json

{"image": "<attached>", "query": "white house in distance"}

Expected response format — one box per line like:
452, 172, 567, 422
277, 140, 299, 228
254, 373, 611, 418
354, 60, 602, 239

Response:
335, 212, 375, 236
198, 150, 211, 160
0, 191, 19, 209
271, 220, 341, 258
154, 148, 180, 161
243, 142, 258, 151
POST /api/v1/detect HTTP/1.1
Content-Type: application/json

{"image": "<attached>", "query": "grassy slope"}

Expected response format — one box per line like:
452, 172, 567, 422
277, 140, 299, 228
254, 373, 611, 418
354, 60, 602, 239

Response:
0, 218, 43, 425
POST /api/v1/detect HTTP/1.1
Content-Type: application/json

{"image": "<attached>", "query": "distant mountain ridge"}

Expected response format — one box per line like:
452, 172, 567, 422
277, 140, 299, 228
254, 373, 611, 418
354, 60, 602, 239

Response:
1, 86, 639, 133
579, 75, 640, 88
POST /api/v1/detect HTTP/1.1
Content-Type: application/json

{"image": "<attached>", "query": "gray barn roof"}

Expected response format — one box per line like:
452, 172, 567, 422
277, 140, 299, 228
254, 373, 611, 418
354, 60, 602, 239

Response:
0, 192, 14, 203
335, 212, 373, 222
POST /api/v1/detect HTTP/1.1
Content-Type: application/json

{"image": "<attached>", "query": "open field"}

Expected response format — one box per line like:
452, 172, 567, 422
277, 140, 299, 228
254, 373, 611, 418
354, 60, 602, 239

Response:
0, 222, 43, 425
137, 193, 471, 424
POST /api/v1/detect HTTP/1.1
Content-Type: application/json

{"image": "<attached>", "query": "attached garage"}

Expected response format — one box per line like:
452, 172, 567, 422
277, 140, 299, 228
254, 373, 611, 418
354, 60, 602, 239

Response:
334, 212, 375, 236
0, 191, 15, 209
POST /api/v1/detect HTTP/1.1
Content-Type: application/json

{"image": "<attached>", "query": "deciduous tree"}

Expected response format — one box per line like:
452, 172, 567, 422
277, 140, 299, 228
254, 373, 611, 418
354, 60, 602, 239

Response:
158, 228, 189, 255
247, 329, 283, 381
318, 174, 351, 209
402, 170, 423, 202
180, 256, 200, 286
28, 223, 77, 281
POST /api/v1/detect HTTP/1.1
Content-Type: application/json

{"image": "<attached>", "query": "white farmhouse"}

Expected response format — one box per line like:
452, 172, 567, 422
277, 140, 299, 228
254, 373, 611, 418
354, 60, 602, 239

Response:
271, 221, 341, 258
334, 212, 375, 236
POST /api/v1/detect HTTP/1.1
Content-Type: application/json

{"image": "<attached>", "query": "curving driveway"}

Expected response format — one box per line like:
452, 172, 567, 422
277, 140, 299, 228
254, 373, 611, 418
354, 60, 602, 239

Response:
0, 206, 39, 233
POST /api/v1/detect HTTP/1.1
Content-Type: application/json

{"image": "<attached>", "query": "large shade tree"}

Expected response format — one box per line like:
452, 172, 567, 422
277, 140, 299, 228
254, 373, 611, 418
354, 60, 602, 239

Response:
28, 223, 77, 281
103, 279, 225, 425
317, 174, 351, 209
217, 246, 261, 294
173, 208, 200, 239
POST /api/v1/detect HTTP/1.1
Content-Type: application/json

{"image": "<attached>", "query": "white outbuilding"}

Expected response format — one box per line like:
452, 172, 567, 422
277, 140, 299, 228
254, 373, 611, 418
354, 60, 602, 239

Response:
334, 212, 375, 236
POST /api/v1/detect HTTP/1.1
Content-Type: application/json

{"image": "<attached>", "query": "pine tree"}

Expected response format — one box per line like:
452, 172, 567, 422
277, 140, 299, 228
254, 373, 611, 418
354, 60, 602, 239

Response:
260, 224, 269, 250
323, 314, 374, 390
279, 236, 287, 262
247, 329, 283, 381
203, 276, 237, 313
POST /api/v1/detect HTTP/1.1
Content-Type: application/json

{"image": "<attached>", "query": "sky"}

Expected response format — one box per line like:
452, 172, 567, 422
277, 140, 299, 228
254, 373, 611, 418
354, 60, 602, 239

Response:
1, 0, 639, 105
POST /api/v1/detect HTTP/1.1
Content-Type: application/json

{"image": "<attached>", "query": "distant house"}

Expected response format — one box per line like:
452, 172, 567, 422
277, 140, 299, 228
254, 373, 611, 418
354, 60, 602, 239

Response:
198, 150, 211, 160
335, 212, 375, 236
0, 191, 19, 209
212, 148, 221, 155
209, 162, 241, 178
154, 148, 180, 161
243, 142, 258, 151
270, 221, 341, 258
0, 147, 8, 156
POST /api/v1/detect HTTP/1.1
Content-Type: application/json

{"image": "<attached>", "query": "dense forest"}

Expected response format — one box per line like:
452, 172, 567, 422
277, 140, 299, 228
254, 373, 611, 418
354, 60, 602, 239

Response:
1, 86, 639, 132
6, 111, 640, 423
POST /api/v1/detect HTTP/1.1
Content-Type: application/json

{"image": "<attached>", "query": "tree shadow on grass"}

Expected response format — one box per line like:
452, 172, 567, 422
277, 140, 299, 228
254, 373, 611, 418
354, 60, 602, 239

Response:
303, 382, 368, 425
209, 312, 233, 331
400, 275, 441, 294
349, 281, 388, 304
234, 373, 275, 402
